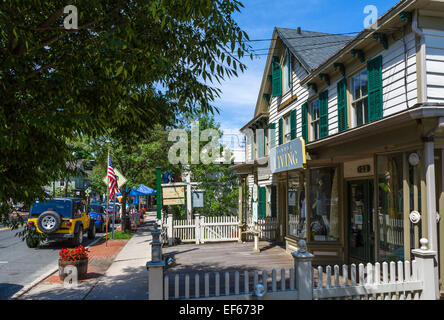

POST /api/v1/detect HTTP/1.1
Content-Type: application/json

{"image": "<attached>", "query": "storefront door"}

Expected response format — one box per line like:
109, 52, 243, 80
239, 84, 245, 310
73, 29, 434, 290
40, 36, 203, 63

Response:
348, 180, 374, 263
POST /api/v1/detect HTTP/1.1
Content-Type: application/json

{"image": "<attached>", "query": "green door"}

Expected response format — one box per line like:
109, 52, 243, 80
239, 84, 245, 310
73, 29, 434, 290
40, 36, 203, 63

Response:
348, 180, 374, 262
258, 187, 266, 219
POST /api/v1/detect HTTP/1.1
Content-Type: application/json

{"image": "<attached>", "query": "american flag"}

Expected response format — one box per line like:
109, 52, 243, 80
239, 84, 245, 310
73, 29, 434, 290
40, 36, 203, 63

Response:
108, 155, 119, 200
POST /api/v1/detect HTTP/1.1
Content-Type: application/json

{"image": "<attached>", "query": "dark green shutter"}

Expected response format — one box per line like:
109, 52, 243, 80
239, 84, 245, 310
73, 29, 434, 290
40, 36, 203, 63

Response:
290, 109, 297, 140
278, 118, 283, 145
301, 102, 308, 143
368, 55, 383, 122
269, 123, 276, 150
319, 90, 329, 138
271, 185, 277, 218
337, 78, 348, 132
258, 187, 266, 219
272, 56, 282, 97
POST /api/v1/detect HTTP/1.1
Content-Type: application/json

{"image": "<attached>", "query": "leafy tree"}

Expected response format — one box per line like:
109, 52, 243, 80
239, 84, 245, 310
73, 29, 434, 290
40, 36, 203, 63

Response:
0, 1, 251, 233
88, 123, 180, 231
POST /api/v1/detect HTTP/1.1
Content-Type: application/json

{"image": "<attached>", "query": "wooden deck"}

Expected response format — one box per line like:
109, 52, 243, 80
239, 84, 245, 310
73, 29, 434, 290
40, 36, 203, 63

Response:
162, 241, 295, 298
163, 240, 294, 275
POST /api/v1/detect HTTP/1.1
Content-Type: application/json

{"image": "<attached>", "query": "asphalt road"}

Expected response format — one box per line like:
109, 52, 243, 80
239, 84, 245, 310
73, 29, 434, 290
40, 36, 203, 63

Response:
0, 219, 116, 300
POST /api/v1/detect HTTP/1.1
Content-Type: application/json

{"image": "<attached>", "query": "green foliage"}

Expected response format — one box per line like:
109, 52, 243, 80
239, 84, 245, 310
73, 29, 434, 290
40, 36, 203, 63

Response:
102, 229, 135, 240
0, 1, 251, 230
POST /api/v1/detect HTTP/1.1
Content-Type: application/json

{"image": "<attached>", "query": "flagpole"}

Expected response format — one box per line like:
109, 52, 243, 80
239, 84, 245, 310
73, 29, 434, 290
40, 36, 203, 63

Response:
105, 149, 110, 248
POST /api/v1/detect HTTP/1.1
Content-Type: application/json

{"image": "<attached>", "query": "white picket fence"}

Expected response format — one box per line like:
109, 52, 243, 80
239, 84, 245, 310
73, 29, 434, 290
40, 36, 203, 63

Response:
161, 214, 278, 244
148, 232, 439, 300
379, 216, 404, 247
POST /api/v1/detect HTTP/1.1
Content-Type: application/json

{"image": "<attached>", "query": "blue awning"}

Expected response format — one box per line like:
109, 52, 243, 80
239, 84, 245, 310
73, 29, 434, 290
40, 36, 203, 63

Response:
136, 184, 156, 195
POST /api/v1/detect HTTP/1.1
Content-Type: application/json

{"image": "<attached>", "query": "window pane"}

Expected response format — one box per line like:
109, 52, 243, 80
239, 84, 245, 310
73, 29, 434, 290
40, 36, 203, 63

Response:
377, 154, 404, 262
288, 173, 306, 239
353, 74, 361, 100
309, 167, 340, 242
355, 101, 363, 126
361, 70, 368, 97
363, 98, 369, 124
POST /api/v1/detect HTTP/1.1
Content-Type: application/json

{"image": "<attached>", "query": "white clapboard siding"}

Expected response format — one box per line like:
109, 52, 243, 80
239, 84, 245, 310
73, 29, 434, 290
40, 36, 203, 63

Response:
424, 29, 444, 102
266, 32, 418, 144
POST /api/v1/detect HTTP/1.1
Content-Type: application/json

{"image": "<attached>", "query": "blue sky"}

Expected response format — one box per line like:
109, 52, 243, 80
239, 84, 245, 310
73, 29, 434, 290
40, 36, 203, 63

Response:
213, 0, 399, 132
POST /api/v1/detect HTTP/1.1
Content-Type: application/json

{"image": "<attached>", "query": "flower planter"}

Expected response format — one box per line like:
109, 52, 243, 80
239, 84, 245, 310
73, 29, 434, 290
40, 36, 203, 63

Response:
58, 258, 88, 281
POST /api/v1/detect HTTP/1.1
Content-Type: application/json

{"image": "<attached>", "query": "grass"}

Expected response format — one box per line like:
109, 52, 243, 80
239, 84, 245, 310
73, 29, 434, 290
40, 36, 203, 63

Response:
102, 229, 136, 240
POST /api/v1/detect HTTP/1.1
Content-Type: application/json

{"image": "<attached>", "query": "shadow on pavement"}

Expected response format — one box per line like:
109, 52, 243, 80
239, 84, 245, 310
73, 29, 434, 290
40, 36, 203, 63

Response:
0, 283, 23, 300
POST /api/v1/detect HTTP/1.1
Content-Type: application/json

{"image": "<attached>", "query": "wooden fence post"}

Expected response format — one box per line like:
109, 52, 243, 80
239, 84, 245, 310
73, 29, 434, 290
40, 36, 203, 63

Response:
412, 238, 439, 300
292, 240, 314, 300
195, 213, 200, 245
167, 213, 173, 246
147, 225, 165, 300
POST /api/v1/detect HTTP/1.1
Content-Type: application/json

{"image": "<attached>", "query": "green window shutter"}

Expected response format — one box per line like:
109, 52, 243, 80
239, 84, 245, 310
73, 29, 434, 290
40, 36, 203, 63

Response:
337, 78, 348, 132
278, 118, 283, 145
301, 102, 308, 143
290, 109, 297, 140
271, 185, 277, 218
259, 187, 266, 219
272, 56, 282, 97
269, 123, 276, 150
319, 90, 329, 138
368, 55, 383, 122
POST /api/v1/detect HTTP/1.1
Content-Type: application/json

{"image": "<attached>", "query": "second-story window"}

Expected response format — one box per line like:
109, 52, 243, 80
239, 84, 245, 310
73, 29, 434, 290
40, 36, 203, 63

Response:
282, 50, 292, 94
351, 70, 368, 127
284, 114, 291, 143
310, 99, 320, 141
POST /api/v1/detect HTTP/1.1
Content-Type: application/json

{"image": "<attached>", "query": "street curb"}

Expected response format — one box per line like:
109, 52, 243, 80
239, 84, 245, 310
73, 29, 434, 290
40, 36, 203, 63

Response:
9, 236, 104, 300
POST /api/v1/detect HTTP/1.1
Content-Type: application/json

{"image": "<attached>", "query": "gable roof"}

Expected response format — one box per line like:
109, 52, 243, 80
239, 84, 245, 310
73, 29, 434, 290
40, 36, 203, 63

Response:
275, 27, 354, 72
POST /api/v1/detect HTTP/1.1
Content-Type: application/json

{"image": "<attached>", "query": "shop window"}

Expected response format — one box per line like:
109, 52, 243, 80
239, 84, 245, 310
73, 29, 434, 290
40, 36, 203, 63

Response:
377, 153, 404, 262
309, 167, 340, 242
310, 99, 320, 141
287, 173, 306, 239
351, 70, 368, 127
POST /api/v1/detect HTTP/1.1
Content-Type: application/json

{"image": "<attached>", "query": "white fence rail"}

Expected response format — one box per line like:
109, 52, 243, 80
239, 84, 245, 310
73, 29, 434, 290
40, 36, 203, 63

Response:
161, 214, 278, 244
147, 231, 439, 300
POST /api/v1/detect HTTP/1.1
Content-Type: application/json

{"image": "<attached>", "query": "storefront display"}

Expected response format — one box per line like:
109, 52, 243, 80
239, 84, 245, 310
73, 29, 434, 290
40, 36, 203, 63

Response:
287, 173, 306, 239
309, 167, 340, 242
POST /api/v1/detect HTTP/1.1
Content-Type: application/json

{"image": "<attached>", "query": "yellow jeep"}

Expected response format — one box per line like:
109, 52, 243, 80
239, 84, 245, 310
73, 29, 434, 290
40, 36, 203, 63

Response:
26, 197, 96, 248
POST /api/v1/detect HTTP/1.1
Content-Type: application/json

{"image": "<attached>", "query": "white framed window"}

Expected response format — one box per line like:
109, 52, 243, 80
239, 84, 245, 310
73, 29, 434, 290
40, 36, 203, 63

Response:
351, 70, 368, 127
310, 99, 320, 141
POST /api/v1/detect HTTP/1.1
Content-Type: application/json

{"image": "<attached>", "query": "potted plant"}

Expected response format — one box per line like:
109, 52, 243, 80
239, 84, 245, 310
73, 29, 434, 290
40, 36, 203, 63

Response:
58, 245, 89, 281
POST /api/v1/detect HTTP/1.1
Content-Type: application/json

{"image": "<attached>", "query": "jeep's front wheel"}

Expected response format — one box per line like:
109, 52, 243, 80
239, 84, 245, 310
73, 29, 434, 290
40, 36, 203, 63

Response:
72, 226, 83, 247
88, 223, 96, 239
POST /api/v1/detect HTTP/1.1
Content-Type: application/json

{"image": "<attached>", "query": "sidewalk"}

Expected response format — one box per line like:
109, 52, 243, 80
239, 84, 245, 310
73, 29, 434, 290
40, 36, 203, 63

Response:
18, 213, 156, 300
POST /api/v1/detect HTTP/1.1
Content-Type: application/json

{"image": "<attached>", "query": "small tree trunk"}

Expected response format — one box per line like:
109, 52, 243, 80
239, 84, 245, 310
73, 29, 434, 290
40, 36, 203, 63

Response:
64, 178, 69, 197
121, 192, 127, 232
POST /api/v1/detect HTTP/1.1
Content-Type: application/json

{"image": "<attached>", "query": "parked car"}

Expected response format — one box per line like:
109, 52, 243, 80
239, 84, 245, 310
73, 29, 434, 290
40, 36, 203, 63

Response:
88, 205, 107, 233
26, 198, 96, 248
101, 203, 120, 223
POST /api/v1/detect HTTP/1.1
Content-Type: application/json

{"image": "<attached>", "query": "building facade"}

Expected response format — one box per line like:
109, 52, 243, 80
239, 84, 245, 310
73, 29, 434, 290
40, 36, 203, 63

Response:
231, 0, 444, 295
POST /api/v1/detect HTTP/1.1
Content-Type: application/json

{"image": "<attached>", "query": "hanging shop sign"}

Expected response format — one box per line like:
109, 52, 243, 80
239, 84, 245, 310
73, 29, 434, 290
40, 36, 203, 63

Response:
163, 186, 185, 199
270, 138, 306, 174
162, 185, 185, 206
192, 192, 204, 208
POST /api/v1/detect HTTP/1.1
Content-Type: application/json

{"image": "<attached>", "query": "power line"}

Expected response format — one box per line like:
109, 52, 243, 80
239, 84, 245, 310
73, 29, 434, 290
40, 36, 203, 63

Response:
243, 31, 362, 43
